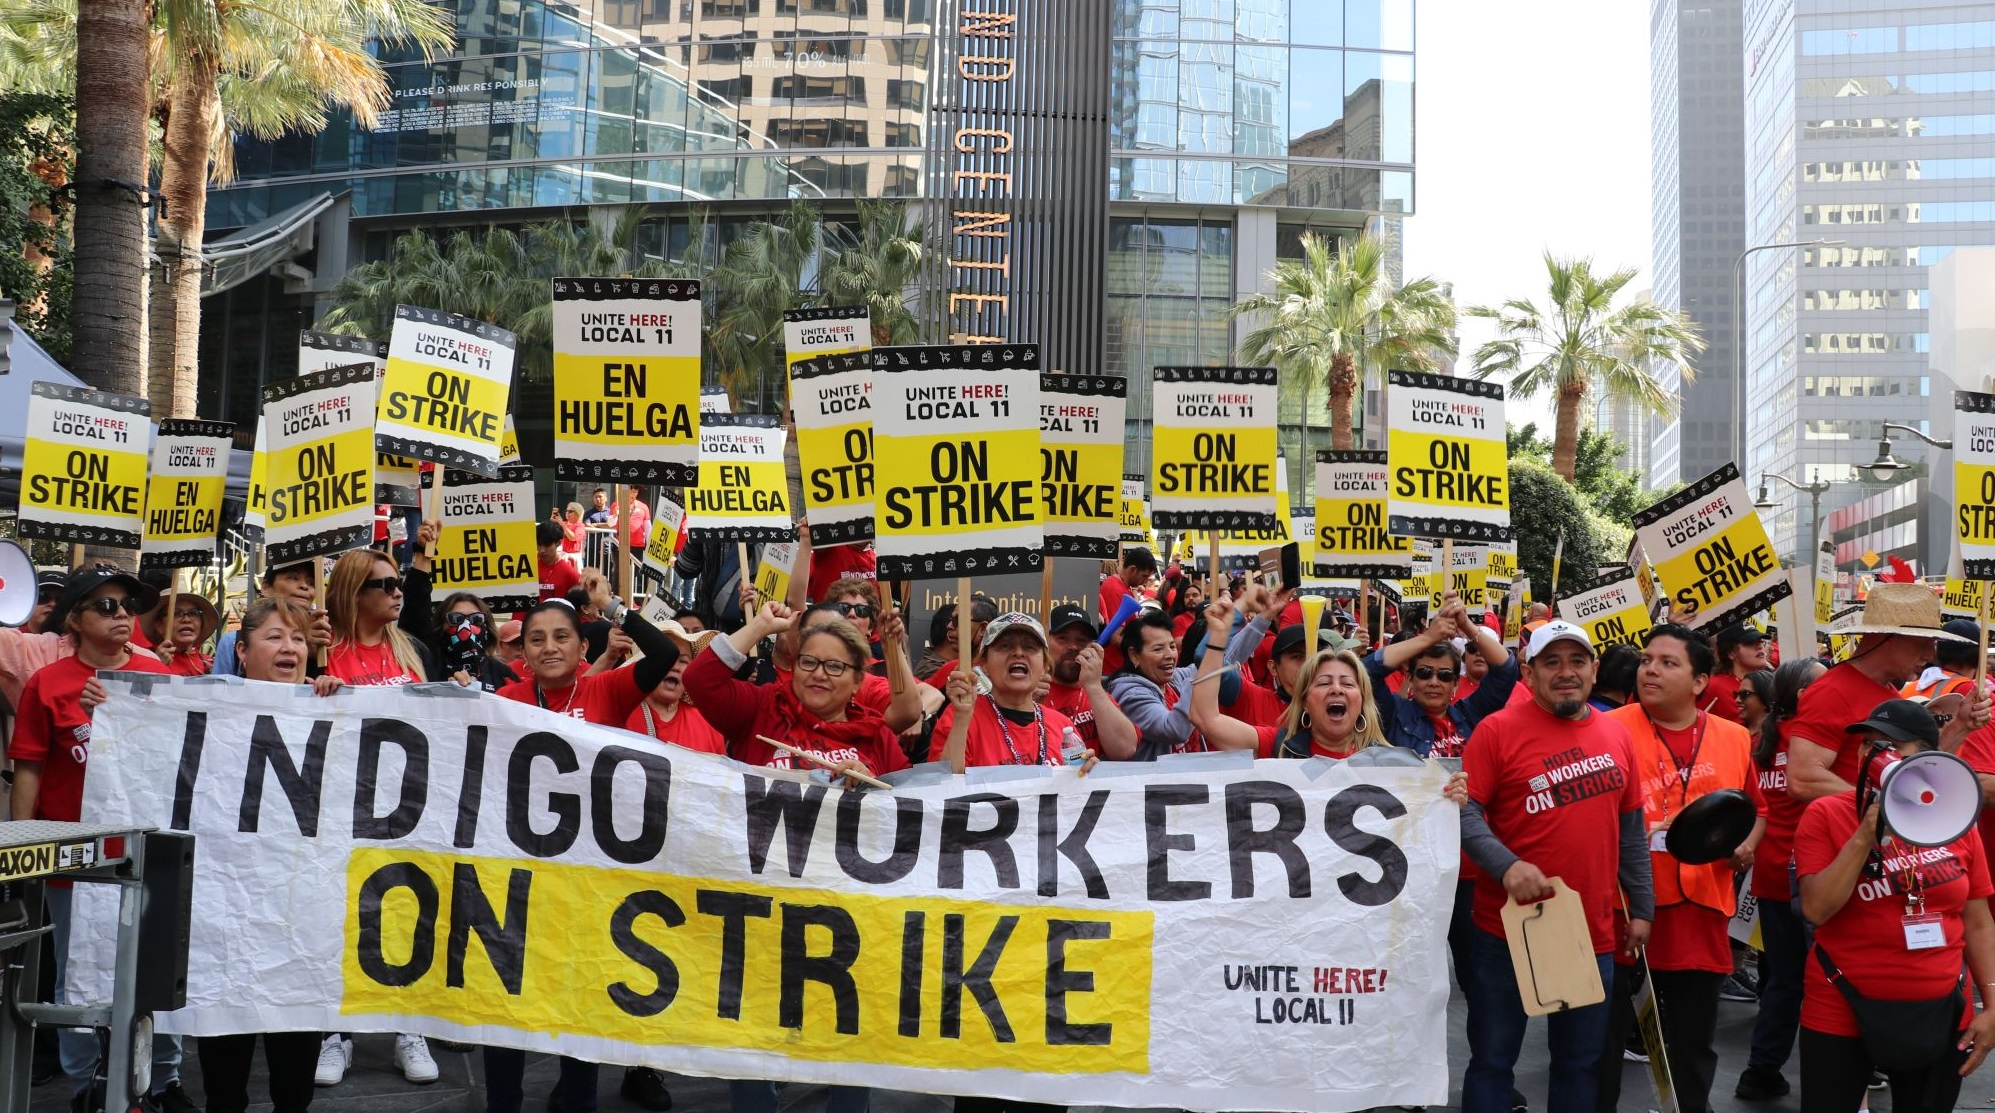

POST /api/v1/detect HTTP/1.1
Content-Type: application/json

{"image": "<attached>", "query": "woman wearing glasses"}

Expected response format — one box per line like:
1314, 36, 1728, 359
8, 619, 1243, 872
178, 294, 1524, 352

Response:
323, 547, 436, 687
1364, 594, 1518, 758
433, 592, 514, 693
142, 592, 221, 677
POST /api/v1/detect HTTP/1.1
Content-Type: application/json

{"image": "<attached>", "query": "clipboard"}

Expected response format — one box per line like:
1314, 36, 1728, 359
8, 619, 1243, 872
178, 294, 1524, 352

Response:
1499, 877, 1605, 1015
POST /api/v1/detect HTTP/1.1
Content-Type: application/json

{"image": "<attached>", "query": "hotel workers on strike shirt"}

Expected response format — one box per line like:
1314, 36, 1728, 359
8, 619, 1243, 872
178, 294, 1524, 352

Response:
1754, 663, 1901, 901
1465, 698, 1645, 954
10, 653, 170, 822
1793, 791, 1990, 1037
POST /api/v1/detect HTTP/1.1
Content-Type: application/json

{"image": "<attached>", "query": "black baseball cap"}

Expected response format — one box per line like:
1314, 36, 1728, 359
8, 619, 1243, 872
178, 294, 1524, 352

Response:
1047, 604, 1097, 637
36, 568, 66, 595
1942, 619, 1981, 643
1846, 698, 1941, 751
1273, 624, 1326, 659
1716, 625, 1766, 652
46, 566, 159, 635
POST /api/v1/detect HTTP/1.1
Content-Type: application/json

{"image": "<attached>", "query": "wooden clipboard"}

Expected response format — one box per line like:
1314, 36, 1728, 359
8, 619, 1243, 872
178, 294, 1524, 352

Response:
1499, 877, 1605, 1016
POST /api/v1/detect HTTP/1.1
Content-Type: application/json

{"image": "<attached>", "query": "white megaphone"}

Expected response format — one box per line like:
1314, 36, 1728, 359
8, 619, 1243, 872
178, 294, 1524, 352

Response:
0, 540, 41, 629
1877, 750, 1983, 848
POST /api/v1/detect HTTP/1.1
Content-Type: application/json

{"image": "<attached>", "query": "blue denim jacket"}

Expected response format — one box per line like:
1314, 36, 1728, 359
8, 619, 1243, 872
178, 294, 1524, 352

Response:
1362, 648, 1519, 756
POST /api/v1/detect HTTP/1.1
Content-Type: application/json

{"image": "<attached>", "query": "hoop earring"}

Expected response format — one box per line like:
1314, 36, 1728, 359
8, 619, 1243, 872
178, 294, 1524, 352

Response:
1354, 713, 1368, 734
1298, 710, 1312, 731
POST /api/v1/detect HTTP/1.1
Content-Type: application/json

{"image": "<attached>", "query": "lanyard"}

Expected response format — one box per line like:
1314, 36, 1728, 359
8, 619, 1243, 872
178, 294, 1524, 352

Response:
986, 695, 1048, 766
1645, 709, 1708, 821
536, 680, 579, 716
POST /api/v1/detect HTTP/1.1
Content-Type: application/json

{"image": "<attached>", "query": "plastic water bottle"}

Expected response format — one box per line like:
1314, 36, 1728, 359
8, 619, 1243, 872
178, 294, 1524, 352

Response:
1061, 727, 1090, 766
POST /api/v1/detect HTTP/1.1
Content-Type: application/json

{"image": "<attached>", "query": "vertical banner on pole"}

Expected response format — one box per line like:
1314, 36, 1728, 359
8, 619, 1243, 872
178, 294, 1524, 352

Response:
872, 344, 1043, 580
431, 465, 539, 612
1312, 450, 1414, 579
300, 330, 419, 506
1813, 541, 1838, 628
1632, 463, 1792, 630
142, 419, 234, 572
1385, 372, 1511, 542
687, 415, 793, 542
552, 278, 702, 486
18, 382, 151, 547
1038, 373, 1127, 559
1953, 390, 1995, 579
379, 305, 517, 477
1149, 366, 1279, 530
790, 351, 877, 546
260, 363, 378, 568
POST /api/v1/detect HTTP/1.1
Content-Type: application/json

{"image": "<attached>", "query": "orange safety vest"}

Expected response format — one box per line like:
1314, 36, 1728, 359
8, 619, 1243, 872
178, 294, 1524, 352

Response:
1606, 703, 1755, 917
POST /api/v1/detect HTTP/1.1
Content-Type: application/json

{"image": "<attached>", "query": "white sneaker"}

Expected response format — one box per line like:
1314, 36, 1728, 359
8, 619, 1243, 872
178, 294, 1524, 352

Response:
315, 1035, 352, 1087
394, 1033, 439, 1085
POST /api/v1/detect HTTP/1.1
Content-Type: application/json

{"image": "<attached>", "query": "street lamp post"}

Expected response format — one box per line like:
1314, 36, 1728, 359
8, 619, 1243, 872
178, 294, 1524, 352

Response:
1755, 471, 1834, 571
1864, 421, 1953, 481
1733, 239, 1846, 468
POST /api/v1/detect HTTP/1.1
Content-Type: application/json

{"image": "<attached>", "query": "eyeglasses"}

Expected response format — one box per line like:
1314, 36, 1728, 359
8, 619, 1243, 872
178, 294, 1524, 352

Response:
1413, 666, 1459, 683
171, 608, 203, 622
833, 602, 876, 619
796, 653, 855, 678
37, 589, 59, 604
82, 596, 143, 618
360, 575, 403, 595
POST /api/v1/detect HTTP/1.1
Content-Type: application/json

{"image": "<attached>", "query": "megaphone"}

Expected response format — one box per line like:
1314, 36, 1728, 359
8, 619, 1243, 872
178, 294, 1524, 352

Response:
0, 540, 40, 629
1877, 750, 1982, 848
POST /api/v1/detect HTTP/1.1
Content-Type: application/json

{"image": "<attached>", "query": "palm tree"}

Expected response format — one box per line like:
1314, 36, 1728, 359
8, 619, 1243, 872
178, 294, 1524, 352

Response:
67, 0, 149, 398
1229, 232, 1456, 451
819, 200, 932, 346
705, 202, 822, 405
1467, 253, 1702, 481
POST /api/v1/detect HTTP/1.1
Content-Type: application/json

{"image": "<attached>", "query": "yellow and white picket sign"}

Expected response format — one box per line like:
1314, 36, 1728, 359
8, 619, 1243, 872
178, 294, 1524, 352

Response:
1119, 474, 1151, 546
1827, 603, 1864, 662
1150, 366, 1279, 531
687, 415, 792, 542
301, 330, 420, 506
501, 413, 522, 466
1632, 463, 1792, 630
753, 540, 800, 603
19, 382, 151, 548
790, 350, 876, 547
1429, 545, 1489, 611
552, 277, 702, 486
1487, 542, 1518, 594
1556, 566, 1654, 650
639, 495, 687, 580
1503, 576, 1528, 644
245, 420, 270, 538
1813, 541, 1838, 627
873, 343, 1042, 580
1313, 450, 1413, 579
1943, 575, 1982, 619
431, 465, 538, 613
380, 305, 517, 477
1039, 373, 1128, 560
1385, 371, 1510, 543
261, 363, 378, 567
784, 305, 871, 370
1954, 389, 1995, 580
1219, 457, 1295, 565
142, 419, 234, 572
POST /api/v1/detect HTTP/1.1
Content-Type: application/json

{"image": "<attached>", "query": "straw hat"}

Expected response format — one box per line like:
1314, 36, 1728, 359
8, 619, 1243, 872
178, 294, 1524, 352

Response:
1840, 583, 1972, 642
143, 592, 220, 648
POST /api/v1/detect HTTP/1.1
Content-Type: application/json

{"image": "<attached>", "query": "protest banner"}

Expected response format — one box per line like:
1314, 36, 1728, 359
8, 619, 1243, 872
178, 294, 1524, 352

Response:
1956, 390, 1995, 579
501, 414, 522, 466
1555, 566, 1653, 650
72, 678, 1458, 1113
300, 330, 420, 506
639, 495, 688, 580
687, 415, 792, 543
790, 351, 876, 546
261, 363, 378, 567
19, 382, 151, 547
753, 540, 799, 603
1429, 545, 1488, 612
430, 465, 538, 612
1119, 474, 1150, 547
141, 419, 234, 571
1214, 457, 1295, 568
1038, 374, 1127, 560
1385, 372, 1510, 542
552, 278, 702, 485
1150, 366, 1279, 531
1631, 464, 1792, 631
1944, 575, 1982, 619
872, 344, 1043, 580
1503, 577, 1527, 644
783, 305, 872, 369
380, 305, 517, 477
1312, 451, 1414, 579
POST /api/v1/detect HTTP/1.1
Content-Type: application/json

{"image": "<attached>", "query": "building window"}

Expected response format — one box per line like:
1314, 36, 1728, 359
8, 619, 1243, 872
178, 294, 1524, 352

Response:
886, 79, 924, 109
772, 74, 866, 103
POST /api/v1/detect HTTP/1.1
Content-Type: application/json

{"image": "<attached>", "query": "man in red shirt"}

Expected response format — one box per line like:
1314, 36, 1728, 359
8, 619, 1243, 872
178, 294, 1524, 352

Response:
537, 520, 581, 603
1040, 605, 1140, 759
1461, 619, 1652, 1113
1701, 625, 1768, 722
1098, 546, 1157, 623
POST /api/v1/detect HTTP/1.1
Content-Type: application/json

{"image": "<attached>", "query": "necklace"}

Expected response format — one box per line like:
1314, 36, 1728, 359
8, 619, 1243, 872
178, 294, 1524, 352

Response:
536, 678, 580, 716
985, 694, 1048, 765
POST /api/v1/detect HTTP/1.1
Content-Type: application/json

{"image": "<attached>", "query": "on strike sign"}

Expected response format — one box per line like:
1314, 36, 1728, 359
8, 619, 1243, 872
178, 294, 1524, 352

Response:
380, 305, 517, 477
1555, 566, 1653, 650
1312, 451, 1413, 579
300, 330, 418, 507
1038, 373, 1127, 559
872, 344, 1042, 580
1954, 390, 1995, 580
552, 278, 701, 486
1632, 463, 1792, 630
262, 363, 377, 567
1385, 372, 1510, 542
1150, 366, 1279, 531
790, 351, 876, 546
142, 419, 234, 571
19, 382, 150, 547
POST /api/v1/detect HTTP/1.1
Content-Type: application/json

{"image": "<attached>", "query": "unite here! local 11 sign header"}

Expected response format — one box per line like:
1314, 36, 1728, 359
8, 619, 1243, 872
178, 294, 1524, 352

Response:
1149, 366, 1280, 532
379, 305, 518, 478
1632, 463, 1792, 631
19, 382, 151, 548
552, 278, 702, 487
872, 344, 1043, 580
1954, 389, 1995, 581
1385, 372, 1511, 543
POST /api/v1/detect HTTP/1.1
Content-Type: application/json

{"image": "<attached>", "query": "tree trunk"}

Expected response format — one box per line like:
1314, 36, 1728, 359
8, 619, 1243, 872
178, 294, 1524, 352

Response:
71, 0, 150, 399
152, 67, 219, 418
1552, 380, 1587, 480
1327, 350, 1359, 450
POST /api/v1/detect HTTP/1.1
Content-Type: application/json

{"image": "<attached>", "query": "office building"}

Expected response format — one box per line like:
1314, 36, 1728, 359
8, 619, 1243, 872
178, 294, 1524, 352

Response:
200, 0, 1418, 494
1739, 0, 1995, 570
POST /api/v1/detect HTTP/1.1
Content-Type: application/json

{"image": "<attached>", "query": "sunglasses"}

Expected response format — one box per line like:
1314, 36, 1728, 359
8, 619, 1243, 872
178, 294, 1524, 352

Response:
448, 612, 488, 628
833, 602, 876, 619
1412, 666, 1459, 683
796, 653, 856, 678
360, 575, 403, 595
81, 596, 144, 618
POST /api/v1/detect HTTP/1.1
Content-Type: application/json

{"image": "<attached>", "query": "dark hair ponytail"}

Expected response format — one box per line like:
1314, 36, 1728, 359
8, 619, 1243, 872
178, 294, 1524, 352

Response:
1755, 658, 1826, 769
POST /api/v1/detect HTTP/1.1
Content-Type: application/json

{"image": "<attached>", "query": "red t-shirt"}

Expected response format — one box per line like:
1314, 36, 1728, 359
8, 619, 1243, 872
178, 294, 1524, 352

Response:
623, 701, 727, 754
499, 666, 646, 726
806, 544, 877, 604
1228, 678, 1288, 730
1794, 791, 1990, 1037
1702, 672, 1743, 722
928, 700, 1077, 767
1043, 682, 1103, 753
159, 651, 210, 678
1465, 699, 1644, 953
325, 639, 422, 687
9, 653, 170, 822
1756, 663, 1899, 899
1427, 710, 1464, 759
1955, 723, 1995, 886
540, 557, 581, 603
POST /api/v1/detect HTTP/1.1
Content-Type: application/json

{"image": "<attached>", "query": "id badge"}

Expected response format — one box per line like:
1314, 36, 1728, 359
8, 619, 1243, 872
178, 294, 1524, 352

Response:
1649, 828, 1671, 852
1903, 913, 1946, 950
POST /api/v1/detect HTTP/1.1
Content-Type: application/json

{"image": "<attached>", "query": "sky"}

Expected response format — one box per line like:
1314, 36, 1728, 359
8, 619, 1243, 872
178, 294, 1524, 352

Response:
1400, 0, 1656, 432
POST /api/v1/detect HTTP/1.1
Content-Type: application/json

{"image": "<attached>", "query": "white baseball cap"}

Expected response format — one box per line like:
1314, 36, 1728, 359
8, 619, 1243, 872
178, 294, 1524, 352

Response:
1525, 619, 1596, 663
